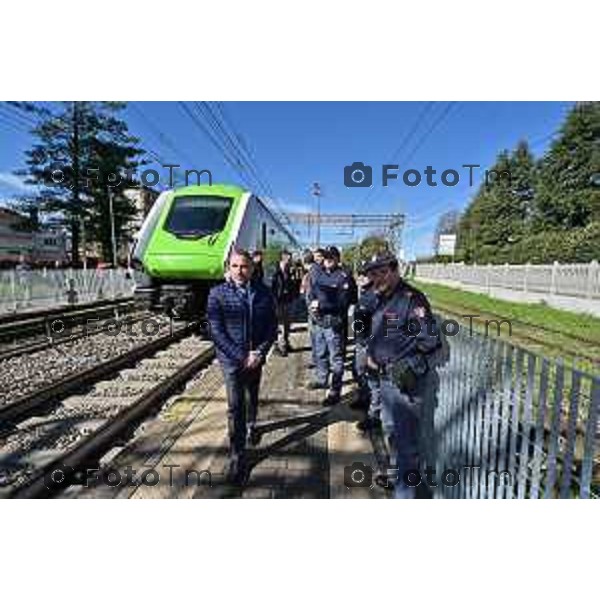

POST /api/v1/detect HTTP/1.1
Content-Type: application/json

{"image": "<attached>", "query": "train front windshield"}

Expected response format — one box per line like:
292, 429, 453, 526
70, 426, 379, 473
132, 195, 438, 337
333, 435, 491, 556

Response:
165, 195, 233, 238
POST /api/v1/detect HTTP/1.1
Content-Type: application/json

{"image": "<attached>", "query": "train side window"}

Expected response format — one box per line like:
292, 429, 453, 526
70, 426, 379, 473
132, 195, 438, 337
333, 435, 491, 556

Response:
261, 222, 267, 249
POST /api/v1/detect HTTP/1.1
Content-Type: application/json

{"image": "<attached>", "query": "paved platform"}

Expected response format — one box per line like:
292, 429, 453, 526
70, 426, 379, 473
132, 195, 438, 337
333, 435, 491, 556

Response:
65, 324, 388, 499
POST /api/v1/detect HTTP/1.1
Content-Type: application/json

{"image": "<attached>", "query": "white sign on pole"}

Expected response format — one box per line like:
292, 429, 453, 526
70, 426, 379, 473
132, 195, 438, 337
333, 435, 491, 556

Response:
437, 234, 456, 256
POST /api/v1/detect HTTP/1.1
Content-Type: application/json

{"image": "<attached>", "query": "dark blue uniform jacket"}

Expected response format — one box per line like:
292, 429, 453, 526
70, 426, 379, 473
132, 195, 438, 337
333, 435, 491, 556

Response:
307, 266, 352, 316
367, 281, 442, 375
207, 279, 277, 371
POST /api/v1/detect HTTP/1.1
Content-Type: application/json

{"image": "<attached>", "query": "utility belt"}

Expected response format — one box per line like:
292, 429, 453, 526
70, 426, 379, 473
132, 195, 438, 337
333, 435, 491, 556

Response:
367, 359, 422, 394
312, 313, 344, 330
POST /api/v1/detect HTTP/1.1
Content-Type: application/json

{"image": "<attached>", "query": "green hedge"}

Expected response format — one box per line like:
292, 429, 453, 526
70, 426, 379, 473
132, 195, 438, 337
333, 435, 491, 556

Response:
456, 221, 600, 264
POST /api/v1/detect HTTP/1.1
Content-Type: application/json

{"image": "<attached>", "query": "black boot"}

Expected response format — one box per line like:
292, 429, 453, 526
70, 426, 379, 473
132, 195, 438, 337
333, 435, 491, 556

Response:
322, 390, 341, 406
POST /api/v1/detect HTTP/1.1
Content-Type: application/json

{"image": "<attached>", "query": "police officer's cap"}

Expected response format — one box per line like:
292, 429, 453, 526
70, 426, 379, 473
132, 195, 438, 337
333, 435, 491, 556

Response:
363, 252, 398, 272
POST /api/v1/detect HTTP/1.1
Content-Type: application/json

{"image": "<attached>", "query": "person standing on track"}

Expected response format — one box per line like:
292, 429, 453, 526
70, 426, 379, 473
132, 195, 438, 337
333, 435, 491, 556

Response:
207, 248, 278, 485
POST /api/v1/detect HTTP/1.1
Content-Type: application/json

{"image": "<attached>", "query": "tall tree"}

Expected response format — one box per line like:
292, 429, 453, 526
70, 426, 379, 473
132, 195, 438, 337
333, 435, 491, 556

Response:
534, 101, 600, 230
342, 234, 391, 269
84, 132, 144, 264
456, 142, 536, 263
14, 101, 145, 264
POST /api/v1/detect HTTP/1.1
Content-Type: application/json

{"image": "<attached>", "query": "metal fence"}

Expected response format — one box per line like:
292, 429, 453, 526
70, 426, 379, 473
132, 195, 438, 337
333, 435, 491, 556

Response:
0, 268, 140, 313
432, 323, 600, 498
416, 261, 600, 299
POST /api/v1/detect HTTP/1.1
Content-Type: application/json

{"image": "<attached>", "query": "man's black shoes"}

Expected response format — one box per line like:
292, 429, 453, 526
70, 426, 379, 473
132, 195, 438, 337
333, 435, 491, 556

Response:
322, 391, 341, 406
247, 427, 262, 447
356, 415, 382, 434
307, 381, 327, 390
349, 395, 371, 411
225, 460, 248, 487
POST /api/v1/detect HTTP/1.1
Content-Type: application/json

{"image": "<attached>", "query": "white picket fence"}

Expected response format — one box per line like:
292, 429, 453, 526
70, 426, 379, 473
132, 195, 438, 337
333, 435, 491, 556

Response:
416, 261, 600, 300
0, 268, 140, 313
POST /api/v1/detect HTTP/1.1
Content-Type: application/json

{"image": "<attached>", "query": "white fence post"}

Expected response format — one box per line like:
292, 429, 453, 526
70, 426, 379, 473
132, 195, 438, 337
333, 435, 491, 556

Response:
10, 270, 17, 311
523, 262, 530, 293
109, 269, 116, 299
587, 260, 598, 299
551, 260, 559, 295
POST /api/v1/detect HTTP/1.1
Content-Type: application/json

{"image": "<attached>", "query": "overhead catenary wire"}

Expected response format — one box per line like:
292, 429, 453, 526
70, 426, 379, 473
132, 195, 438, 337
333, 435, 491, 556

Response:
202, 102, 295, 227
130, 103, 197, 168
177, 101, 255, 191
0, 104, 38, 133
196, 102, 270, 197
361, 101, 437, 208
0, 112, 30, 137
211, 101, 276, 198
177, 101, 293, 230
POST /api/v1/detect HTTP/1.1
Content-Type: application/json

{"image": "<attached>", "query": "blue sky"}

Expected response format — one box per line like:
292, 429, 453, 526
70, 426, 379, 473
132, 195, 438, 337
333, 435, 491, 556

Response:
0, 101, 572, 259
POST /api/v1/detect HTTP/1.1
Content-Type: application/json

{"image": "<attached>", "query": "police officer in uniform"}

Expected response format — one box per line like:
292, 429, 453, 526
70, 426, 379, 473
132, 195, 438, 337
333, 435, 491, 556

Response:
351, 262, 378, 413
306, 247, 352, 405
363, 252, 442, 499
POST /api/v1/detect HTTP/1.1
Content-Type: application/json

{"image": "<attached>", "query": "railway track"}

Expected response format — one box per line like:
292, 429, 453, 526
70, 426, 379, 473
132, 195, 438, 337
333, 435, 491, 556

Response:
1, 330, 214, 498
0, 309, 156, 362
0, 313, 184, 408
0, 296, 137, 325
432, 301, 600, 366
0, 297, 142, 348
0, 320, 194, 429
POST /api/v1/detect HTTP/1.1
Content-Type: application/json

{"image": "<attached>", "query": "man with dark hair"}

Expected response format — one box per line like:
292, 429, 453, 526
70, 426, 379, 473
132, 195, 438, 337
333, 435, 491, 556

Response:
313, 247, 325, 268
207, 248, 277, 485
271, 249, 298, 356
251, 249, 265, 283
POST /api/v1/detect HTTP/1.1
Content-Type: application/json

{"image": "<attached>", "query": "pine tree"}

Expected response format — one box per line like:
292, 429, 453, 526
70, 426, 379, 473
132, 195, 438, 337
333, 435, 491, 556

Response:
534, 102, 600, 230
456, 143, 536, 263
14, 102, 145, 264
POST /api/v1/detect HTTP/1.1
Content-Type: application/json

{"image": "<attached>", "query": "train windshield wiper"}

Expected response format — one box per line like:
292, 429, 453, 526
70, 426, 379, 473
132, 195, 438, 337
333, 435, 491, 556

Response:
172, 229, 214, 239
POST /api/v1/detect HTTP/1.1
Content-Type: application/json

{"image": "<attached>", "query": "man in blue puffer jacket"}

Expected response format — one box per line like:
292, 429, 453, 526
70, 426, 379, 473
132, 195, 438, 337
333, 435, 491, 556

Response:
207, 248, 278, 485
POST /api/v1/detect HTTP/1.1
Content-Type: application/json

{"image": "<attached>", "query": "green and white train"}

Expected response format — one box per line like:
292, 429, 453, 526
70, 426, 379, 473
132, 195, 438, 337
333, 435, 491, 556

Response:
132, 184, 299, 315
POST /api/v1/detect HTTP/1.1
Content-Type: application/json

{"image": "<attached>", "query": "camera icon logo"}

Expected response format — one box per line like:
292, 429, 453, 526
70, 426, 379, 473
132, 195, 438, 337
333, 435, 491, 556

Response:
43, 463, 75, 491
344, 461, 374, 488
344, 162, 373, 188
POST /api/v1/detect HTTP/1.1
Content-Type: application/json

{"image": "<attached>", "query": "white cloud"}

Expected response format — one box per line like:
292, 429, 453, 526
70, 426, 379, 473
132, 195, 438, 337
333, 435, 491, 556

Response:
0, 172, 32, 193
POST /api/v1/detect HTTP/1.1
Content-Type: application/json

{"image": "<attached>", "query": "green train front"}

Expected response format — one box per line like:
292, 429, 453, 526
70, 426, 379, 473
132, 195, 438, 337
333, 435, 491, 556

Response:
132, 184, 298, 315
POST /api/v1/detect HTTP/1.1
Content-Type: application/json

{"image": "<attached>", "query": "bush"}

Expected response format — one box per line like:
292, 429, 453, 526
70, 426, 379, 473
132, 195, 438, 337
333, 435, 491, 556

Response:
506, 221, 600, 263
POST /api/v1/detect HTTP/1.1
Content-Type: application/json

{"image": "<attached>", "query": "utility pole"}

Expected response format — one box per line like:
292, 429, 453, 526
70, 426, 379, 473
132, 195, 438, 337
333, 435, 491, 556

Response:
108, 189, 118, 267
80, 216, 87, 270
71, 101, 81, 265
312, 182, 321, 247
